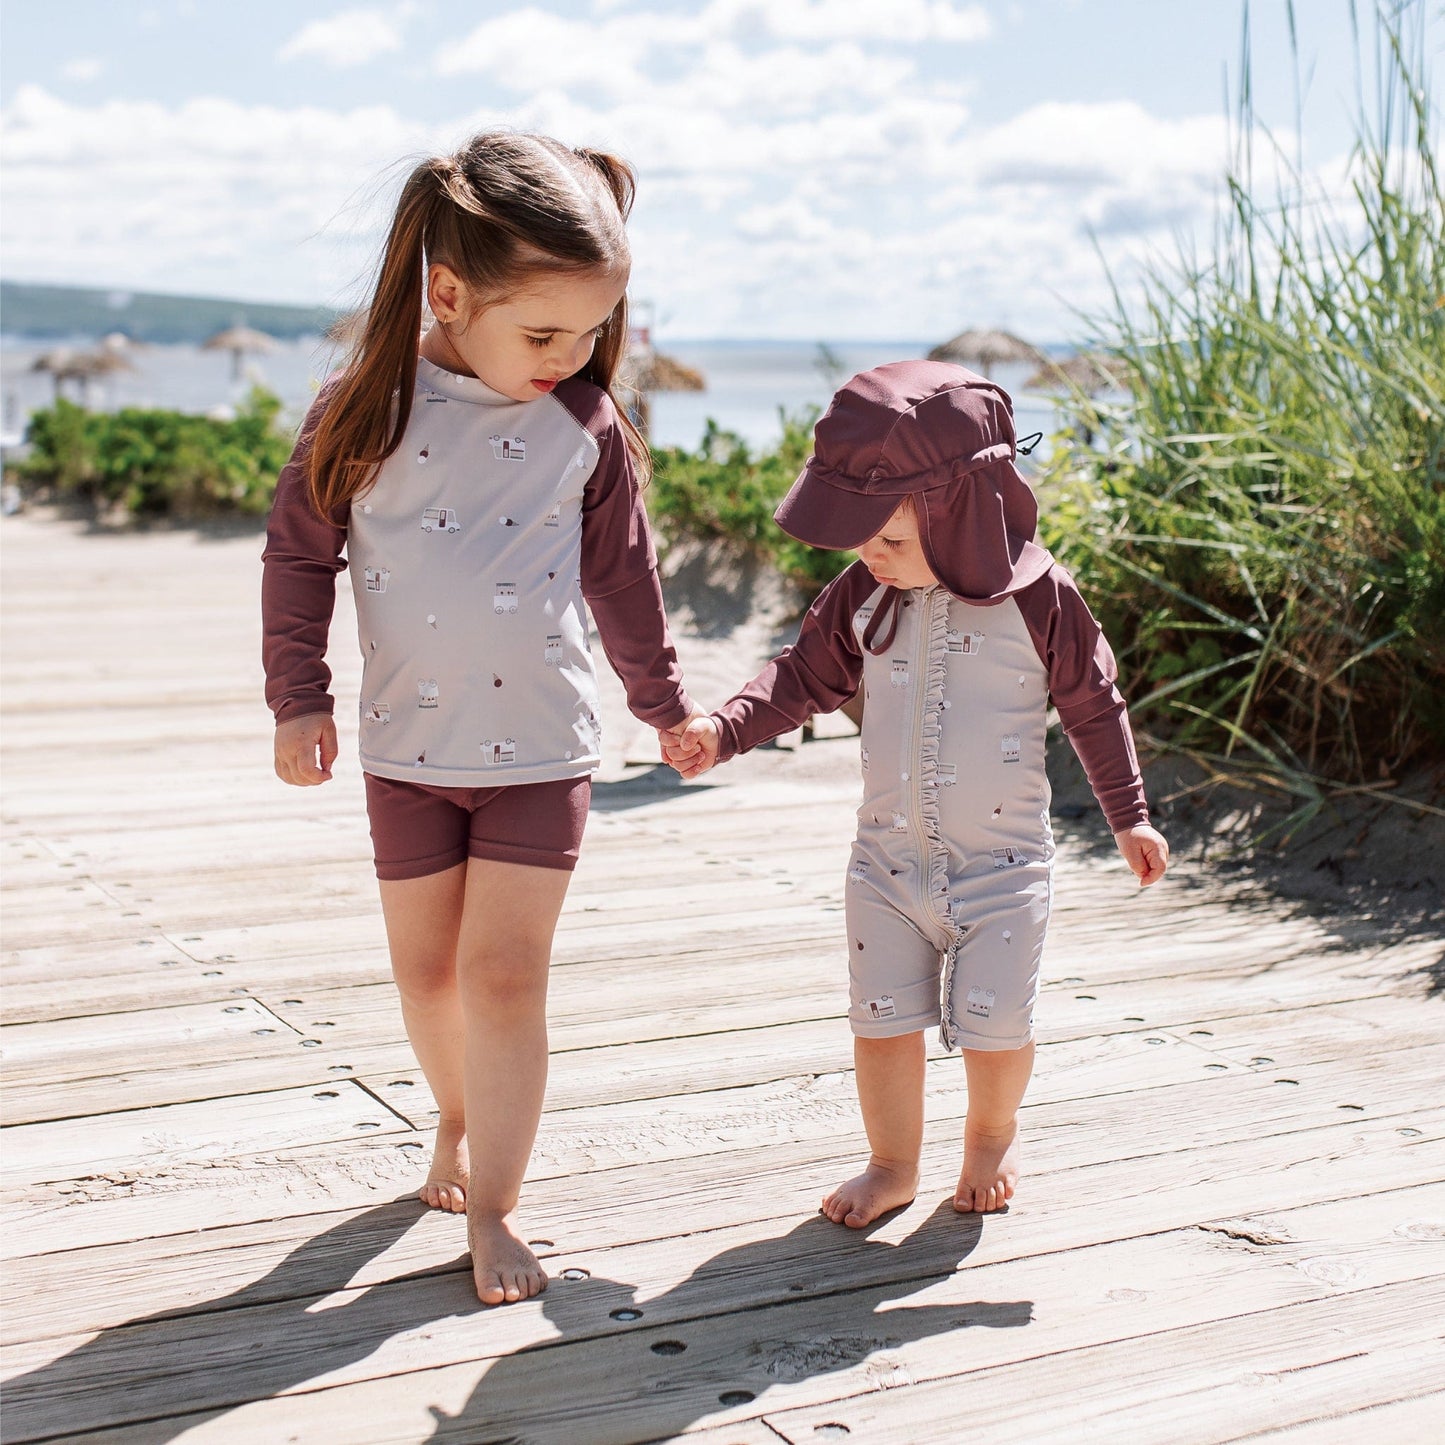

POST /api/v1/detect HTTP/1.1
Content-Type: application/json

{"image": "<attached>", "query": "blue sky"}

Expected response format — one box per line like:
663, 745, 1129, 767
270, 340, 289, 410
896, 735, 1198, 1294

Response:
1, 1, 1431, 340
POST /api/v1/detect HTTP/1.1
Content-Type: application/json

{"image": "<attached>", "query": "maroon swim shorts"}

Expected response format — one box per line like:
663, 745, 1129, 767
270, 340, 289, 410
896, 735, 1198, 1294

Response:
363, 773, 591, 880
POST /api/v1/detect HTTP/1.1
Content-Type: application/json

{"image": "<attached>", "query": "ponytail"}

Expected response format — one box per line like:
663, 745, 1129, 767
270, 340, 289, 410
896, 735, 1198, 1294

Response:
307, 160, 447, 518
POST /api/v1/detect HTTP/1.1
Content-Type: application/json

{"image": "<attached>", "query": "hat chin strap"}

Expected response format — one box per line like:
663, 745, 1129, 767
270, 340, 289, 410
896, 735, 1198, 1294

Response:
861, 588, 906, 655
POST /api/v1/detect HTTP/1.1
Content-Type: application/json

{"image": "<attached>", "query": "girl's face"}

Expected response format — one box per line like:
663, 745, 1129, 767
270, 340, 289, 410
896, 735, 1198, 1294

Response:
424, 264, 629, 403
855, 501, 938, 590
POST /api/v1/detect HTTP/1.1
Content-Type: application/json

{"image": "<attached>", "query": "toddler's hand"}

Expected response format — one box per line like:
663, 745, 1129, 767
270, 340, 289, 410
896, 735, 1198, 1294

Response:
1114, 824, 1169, 887
274, 713, 338, 786
660, 714, 721, 780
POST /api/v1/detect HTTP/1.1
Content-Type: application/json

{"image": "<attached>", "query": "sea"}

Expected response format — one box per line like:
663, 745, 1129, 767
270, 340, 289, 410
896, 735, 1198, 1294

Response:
0, 335, 1060, 459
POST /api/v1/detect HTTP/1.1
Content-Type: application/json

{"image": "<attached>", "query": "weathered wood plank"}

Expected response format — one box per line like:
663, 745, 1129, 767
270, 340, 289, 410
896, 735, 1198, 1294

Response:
7, 1215, 1438, 1444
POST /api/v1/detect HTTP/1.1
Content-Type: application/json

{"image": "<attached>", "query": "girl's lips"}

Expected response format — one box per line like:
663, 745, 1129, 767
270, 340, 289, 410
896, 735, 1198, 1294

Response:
531, 378, 559, 392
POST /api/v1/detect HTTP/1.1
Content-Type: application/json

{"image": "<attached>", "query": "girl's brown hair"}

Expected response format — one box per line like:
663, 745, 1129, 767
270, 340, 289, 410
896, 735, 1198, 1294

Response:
307, 133, 645, 517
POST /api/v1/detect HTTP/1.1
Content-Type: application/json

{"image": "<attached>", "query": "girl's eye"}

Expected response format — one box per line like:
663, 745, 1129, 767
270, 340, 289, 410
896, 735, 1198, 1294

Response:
525, 335, 553, 349
880, 538, 904, 550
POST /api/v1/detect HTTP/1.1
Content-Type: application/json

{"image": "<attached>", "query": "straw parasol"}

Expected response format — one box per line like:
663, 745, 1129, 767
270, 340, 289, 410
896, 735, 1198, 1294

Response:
623, 349, 705, 394
30, 346, 135, 402
927, 327, 1045, 378
202, 324, 278, 380
1024, 351, 1130, 394
618, 327, 706, 437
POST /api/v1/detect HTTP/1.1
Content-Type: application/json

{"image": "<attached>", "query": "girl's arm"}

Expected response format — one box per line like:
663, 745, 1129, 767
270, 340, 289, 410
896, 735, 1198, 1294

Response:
261, 386, 348, 731
570, 390, 695, 732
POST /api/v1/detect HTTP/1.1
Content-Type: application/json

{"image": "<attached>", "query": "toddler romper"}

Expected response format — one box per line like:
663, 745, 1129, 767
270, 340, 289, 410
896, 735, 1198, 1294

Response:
711, 558, 1148, 1051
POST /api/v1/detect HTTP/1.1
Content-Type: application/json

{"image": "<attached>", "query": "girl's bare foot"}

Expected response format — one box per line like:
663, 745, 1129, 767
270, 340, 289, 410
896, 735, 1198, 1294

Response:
418, 1115, 469, 1213
469, 1210, 547, 1305
820, 1157, 919, 1229
954, 1116, 1019, 1213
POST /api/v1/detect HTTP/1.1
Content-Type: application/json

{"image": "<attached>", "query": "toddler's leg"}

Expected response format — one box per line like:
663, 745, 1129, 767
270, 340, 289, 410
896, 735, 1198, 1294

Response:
955, 1042, 1034, 1213
456, 857, 571, 1305
821, 1031, 925, 1228
378, 865, 470, 1213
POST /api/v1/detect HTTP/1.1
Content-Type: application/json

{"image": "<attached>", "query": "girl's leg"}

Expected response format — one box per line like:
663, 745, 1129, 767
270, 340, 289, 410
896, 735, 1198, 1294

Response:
378, 864, 470, 1213
455, 856, 572, 1305
955, 1041, 1035, 1213
821, 1031, 926, 1228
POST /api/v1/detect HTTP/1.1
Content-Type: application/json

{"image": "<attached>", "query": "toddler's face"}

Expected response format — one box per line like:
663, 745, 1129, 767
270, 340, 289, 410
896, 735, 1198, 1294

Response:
856, 501, 939, 591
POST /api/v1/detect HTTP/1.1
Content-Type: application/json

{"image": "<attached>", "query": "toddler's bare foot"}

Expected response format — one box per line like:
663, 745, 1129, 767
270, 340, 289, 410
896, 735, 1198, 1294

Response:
418, 1115, 469, 1213
954, 1116, 1019, 1213
820, 1157, 919, 1229
469, 1210, 547, 1305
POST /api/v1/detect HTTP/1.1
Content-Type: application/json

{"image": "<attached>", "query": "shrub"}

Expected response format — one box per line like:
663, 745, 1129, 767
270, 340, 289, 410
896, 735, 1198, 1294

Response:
16, 388, 295, 518
1036, 3, 1444, 794
648, 407, 852, 597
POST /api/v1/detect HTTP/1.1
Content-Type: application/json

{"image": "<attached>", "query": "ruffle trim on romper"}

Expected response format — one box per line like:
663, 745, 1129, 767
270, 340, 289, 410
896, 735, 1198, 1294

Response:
917, 588, 963, 1050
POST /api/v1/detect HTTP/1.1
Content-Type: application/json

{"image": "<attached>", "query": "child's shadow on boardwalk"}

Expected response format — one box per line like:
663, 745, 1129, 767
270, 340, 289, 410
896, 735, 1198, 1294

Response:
426, 1201, 1033, 1443
4, 1199, 458, 1441
5, 1199, 1031, 1442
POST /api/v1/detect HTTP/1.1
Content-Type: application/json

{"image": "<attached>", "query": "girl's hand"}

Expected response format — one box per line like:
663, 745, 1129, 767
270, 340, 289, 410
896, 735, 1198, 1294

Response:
274, 713, 338, 786
660, 714, 720, 780
1114, 824, 1170, 887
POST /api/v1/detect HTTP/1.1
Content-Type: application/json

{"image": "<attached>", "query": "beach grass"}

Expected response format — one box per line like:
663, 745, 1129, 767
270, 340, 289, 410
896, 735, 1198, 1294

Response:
1035, 0, 1444, 814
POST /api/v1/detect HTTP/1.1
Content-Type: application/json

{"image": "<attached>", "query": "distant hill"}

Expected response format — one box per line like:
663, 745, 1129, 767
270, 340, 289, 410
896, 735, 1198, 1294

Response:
0, 281, 341, 344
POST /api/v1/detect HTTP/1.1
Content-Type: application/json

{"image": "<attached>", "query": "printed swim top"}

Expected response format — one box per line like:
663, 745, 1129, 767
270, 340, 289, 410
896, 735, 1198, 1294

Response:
262, 358, 692, 786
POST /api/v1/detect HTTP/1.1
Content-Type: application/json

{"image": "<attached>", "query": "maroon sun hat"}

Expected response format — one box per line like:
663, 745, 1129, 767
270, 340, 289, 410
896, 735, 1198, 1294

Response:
774, 360, 1053, 601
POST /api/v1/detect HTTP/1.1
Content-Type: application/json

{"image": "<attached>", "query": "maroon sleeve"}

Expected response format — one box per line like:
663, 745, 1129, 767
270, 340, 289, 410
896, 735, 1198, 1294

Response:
711, 562, 874, 761
557, 380, 693, 731
1015, 566, 1150, 832
261, 384, 348, 724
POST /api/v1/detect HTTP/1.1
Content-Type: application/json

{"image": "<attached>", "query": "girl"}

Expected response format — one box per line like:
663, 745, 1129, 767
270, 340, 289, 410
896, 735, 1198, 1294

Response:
664, 362, 1168, 1226
262, 132, 696, 1306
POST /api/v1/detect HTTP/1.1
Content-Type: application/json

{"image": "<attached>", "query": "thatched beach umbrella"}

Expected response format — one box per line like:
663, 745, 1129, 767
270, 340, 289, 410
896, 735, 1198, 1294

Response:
30, 346, 135, 403
203, 324, 278, 380
619, 335, 706, 437
624, 349, 705, 394
927, 327, 1045, 378
1025, 351, 1130, 394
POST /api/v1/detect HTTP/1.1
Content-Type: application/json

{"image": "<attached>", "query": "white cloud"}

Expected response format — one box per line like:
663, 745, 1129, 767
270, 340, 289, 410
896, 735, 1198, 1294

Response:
59, 57, 105, 84
714, 0, 992, 43
278, 8, 406, 68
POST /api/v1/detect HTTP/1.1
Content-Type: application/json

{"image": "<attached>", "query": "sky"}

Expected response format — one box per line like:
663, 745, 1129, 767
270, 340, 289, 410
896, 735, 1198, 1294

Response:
0, 0, 1434, 341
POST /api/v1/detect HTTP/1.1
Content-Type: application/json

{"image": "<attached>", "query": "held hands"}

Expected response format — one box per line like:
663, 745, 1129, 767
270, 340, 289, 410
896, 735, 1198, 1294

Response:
659, 711, 721, 780
274, 713, 338, 786
1114, 824, 1170, 887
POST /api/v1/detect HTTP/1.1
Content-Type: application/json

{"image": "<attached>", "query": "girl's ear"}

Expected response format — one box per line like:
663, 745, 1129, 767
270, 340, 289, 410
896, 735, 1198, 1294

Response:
426, 263, 466, 325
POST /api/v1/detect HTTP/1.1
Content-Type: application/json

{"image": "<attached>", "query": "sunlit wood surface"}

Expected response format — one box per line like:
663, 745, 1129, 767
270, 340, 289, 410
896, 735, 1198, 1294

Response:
3, 512, 1442, 1444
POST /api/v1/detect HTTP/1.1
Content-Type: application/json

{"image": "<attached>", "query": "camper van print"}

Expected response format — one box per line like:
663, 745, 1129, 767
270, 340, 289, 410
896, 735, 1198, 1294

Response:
853, 603, 876, 638
890, 659, 909, 688
421, 507, 460, 533
543, 502, 561, 528
365, 701, 391, 724
363, 567, 390, 593
543, 635, 563, 666
1000, 733, 1021, 764
480, 737, 517, 765
417, 679, 439, 709
890, 811, 908, 832
966, 985, 996, 1018
494, 583, 518, 615
936, 763, 958, 787
946, 629, 985, 655
991, 845, 1026, 869
865, 995, 897, 1020
489, 434, 526, 461
849, 858, 870, 884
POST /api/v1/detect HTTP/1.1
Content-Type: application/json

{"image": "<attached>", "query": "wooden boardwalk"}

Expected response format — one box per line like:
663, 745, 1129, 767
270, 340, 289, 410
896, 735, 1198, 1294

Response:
2, 512, 1442, 1444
